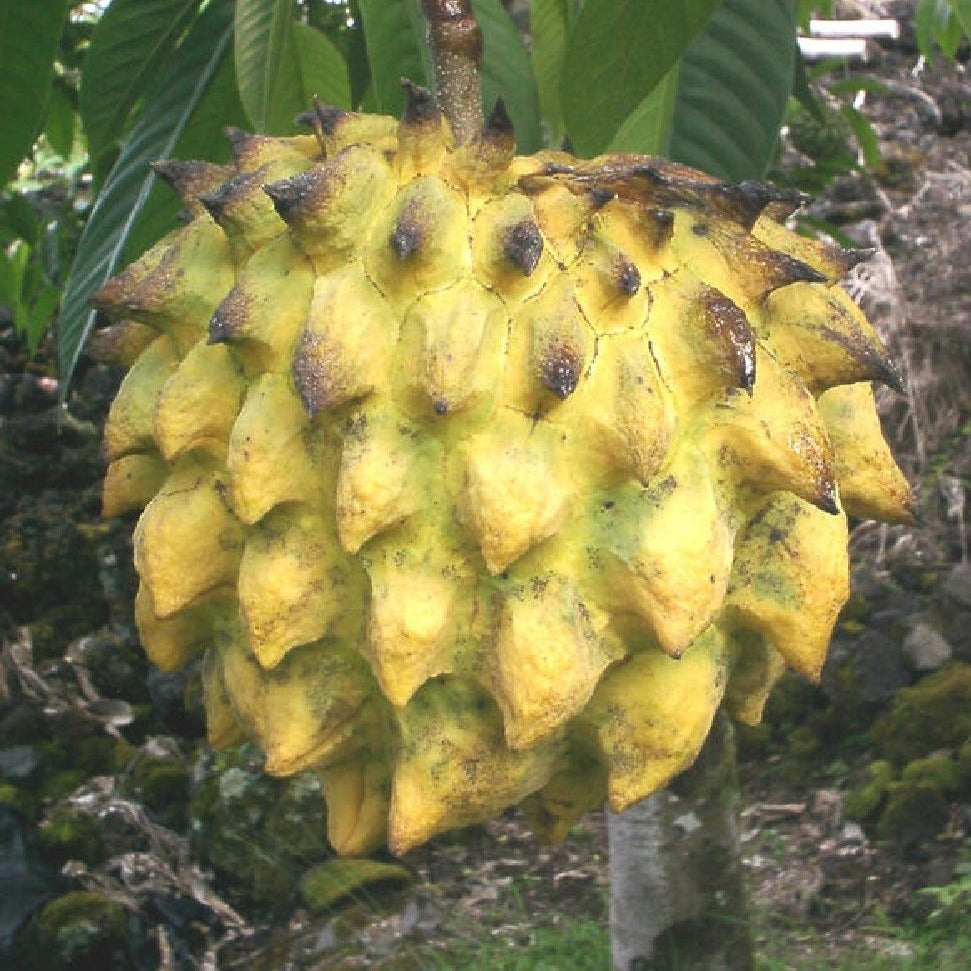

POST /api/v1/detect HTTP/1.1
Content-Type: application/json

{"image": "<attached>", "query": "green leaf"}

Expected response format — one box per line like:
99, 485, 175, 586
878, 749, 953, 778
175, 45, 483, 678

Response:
235, 0, 303, 134
25, 282, 60, 352
0, 0, 70, 187
292, 22, 352, 109
44, 79, 76, 159
531, 0, 571, 140
607, 64, 680, 156
59, 0, 234, 389
122, 51, 247, 264
560, 0, 721, 157
80, 0, 199, 167
0, 244, 25, 308
916, 0, 937, 58
667, 0, 797, 181
952, 0, 971, 35
358, 0, 426, 116
473, 0, 541, 152
840, 103, 880, 170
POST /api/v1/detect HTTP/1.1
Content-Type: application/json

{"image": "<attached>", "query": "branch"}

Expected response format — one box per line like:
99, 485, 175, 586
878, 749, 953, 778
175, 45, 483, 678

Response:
419, 0, 483, 144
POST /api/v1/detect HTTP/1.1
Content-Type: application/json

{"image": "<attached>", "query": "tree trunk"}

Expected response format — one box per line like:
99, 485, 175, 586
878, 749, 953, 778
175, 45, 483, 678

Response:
607, 713, 753, 971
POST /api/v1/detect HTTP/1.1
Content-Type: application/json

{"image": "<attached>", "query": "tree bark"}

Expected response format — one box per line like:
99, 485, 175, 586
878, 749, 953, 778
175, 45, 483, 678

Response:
607, 713, 753, 971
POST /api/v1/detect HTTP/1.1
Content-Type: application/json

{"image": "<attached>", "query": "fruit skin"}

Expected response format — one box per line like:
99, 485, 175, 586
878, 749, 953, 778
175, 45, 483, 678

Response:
96, 90, 912, 856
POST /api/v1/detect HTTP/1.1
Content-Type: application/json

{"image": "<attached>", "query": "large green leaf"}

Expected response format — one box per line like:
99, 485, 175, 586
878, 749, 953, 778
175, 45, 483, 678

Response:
531, 0, 571, 141
560, 0, 721, 157
667, 0, 796, 180
235, 0, 304, 133
121, 53, 247, 265
79, 0, 199, 168
358, 0, 426, 116
59, 0, 235, 388
0, 0, 70, 187
473, 0, 541, 151
608, 0, 797, 181
292, 22, 352, 109
607, 64, 680, 157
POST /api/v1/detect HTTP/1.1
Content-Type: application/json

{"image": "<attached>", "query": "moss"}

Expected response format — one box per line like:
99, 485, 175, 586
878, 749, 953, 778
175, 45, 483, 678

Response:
0, 782, 36, 820
876, 780, 949, 847
299, 859, 411, 913
901, 755, 962, 794
31, 891, 129, 971
844, 760, 895, 823
125, 755, 189, 829
37, 808, 106, 868
958, 740, 971, 793
871, 662, 971, 764
39, 769, 86, 803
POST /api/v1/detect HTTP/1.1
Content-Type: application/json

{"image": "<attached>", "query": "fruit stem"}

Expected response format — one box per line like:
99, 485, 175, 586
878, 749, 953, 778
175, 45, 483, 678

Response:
419, 0, 483, 145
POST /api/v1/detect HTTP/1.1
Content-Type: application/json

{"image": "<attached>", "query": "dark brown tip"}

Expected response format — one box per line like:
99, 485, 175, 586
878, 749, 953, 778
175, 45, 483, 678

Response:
390, 215, 423, 259
817, 479, 841, 516
762, 252, 829, 293
503, 219, 544, 276
296, 98, 350, 137
223, 126, 253, 161
263, 170, 317, 222
539, 345, 581, 399
726, 181, 810, 228
613, 255, 641, 296
209, 288, 248, 344
197, 170, 262, 225
151, 159, 233, 204
291, 330, 330, 418
401, 79, 441, 125
485, 98, 514, 140
702, 288, 757, 394
642, 208, 675, 250
432, 397, 449, 416
589, 186, 616, 209
834, 246, 876, 274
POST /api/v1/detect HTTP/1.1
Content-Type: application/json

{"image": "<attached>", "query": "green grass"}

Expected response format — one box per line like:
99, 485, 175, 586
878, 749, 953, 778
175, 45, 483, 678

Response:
424, 918, 610, 970
384, 918, 971, 971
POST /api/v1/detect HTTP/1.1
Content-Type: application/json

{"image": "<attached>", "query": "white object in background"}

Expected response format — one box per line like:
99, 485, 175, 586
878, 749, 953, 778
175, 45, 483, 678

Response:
809, 19, 900, 40
799, 36, 870, 61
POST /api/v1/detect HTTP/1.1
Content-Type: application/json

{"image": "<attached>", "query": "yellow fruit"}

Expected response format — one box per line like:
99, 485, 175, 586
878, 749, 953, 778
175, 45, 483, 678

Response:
97, 88, 912, 855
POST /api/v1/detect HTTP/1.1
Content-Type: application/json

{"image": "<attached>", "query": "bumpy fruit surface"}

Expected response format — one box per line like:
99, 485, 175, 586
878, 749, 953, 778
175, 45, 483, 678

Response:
96, 89, 913, 856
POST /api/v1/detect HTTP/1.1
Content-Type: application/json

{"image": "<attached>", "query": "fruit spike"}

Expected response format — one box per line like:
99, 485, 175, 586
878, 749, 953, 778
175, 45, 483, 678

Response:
101, 85, 913, 855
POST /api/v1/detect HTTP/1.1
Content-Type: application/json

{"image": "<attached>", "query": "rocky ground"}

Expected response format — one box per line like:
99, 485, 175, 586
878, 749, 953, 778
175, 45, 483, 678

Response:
2, 2, 971, 968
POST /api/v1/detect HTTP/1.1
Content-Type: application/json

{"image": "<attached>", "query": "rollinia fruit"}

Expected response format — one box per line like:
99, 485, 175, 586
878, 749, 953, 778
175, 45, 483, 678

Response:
95, 86, 913, 856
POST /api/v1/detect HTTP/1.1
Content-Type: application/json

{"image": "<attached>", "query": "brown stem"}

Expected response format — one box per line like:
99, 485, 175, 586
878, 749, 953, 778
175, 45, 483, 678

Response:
419, 0, 483, 144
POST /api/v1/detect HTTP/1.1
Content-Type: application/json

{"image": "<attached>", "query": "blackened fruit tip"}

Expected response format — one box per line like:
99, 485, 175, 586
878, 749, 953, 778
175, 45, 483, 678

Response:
433, 397, 449, 416
401, 79, 440, 125
390, 220, 423, 260
879, 359, 906, 396
615, 257, 641, 297
818, 480, 841, 516
223, 126, 250, 156
589, 186, 616, 209
503, 219, 544, 277
485, 98, 514, 137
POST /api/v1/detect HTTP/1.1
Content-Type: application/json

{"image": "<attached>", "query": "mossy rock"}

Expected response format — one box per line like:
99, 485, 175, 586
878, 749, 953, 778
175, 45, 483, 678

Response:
845, 759, 895, 823
901, 755, 962, 794
299, 859, 410, 914
30, 891, 129, 971
124, 755, 189, 829
871, 662, 971, 764
190, 744, 333, 914
37, 808, 106, 868
876, 780, 949, 847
